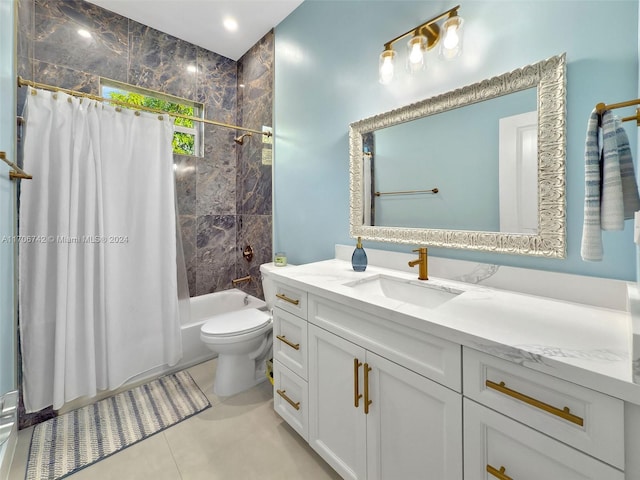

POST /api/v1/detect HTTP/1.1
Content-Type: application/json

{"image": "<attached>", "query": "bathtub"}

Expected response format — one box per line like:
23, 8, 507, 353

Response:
59, 289, 266, 414
182, 289, 267, 367
129, 289, 266, 383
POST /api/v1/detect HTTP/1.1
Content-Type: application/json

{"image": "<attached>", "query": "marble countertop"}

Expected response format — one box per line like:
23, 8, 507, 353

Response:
269, 259, 640, 405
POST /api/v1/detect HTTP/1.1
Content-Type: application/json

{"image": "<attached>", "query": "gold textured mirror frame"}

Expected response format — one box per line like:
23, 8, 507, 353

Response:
349, 53, 566, 257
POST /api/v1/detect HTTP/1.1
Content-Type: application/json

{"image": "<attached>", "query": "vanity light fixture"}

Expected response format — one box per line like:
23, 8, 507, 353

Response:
378, 4, 464, 84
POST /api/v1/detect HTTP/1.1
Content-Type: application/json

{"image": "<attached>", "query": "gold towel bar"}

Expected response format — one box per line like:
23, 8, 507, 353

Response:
374, 188, 438, 197
596, 98, 640, 125
485, 379, 584, 427
622, 108, 640, 126
0, 151, 32, 180
596, 98, 640, 113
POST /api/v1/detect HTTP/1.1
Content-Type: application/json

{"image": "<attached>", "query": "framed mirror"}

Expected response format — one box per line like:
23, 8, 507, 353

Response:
349, 54, 566, 258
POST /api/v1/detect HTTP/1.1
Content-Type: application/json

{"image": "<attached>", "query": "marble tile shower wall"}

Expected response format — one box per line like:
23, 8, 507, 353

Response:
17, 0, 274, 298
236, 32, 274, 299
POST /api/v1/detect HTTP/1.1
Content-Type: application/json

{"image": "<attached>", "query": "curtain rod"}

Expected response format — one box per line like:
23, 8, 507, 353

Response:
17, 77, 272, 137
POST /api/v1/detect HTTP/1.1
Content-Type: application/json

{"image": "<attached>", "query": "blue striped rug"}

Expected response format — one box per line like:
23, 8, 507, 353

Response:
25, 370, 210, 479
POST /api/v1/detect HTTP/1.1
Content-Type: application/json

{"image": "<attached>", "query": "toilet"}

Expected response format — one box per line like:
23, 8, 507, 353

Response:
200, 262, 289, 396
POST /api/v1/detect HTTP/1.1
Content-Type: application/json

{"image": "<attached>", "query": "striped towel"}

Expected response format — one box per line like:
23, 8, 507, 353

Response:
613, 117, 640, 220
581, 109, 640, 261
581, 109, 603, 261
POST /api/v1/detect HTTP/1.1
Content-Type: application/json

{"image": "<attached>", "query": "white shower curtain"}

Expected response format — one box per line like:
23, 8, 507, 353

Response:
19, 87, 182, 413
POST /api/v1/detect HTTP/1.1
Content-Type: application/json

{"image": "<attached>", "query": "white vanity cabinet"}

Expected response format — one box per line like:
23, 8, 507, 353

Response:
464, 399, 624, 480
306, 294, 463, 480
463, 347, 625, 479
308, 323, 463, 480
272, 282, 309, 440
269, 264, 638, 480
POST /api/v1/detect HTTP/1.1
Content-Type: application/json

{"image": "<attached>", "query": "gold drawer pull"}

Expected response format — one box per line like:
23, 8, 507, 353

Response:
354, 358, 362, 408
485, 380, 584, 427
277, 389, 300, 411
487, 465, 513, 480
276, 335, 300, 350
276, 293, 300, 305
363, 363, 372, 414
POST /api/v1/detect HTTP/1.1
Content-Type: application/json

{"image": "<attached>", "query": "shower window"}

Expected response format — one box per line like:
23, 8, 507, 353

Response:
100, 78, 204, 157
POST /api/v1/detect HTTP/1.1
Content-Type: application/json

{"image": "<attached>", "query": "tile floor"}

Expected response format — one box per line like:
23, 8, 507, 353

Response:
8, 359, 342, 479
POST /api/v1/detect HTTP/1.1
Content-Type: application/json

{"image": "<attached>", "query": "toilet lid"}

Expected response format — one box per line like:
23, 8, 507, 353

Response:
201, 308, 271, 337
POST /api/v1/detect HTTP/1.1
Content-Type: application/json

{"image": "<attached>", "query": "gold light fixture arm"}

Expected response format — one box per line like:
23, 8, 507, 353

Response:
17, 77, 272, 137
382, 5, 460, 50
0, 151, 32, 180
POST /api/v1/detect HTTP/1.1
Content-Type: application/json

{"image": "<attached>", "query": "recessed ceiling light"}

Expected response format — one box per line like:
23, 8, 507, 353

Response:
77, 29, 91, 38
223, 17, 238, 32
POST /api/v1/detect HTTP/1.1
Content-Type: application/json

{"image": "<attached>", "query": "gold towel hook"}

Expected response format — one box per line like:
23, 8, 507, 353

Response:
0, 152, 32, 180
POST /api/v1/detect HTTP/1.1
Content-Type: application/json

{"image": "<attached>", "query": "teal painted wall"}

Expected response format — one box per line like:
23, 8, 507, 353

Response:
0, 0, 16, 396
274, 0, 639, 280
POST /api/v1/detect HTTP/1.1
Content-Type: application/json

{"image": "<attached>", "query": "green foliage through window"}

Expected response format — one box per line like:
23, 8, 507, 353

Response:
101, 83, 202, 156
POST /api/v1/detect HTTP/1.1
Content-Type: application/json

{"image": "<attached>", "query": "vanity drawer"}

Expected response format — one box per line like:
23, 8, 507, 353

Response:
273, 282, 308, 319
463, 398, 624, 480
309, 295, 461, 391
463, 347, 624, 469
273, 307, 308, 380
273, 360, 308, 441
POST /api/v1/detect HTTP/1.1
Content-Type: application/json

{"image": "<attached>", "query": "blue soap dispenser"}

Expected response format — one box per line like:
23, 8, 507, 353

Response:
352, 237, 367, 272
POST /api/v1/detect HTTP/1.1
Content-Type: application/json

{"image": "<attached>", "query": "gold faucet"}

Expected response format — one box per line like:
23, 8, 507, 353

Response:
408, 247, 428, 280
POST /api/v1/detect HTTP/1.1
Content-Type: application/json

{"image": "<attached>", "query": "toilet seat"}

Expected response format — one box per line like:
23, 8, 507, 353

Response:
201, 308, 270, 338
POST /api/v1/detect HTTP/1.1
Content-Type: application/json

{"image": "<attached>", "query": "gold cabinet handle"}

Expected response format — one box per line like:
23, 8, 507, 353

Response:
485, 380, 584, 427
276, 335, 300, 350
487, 465, 513, 480
276, 293, 300, 305
276, 389, 300, 411
363, 363, 372, 414
354, 358, 362, 408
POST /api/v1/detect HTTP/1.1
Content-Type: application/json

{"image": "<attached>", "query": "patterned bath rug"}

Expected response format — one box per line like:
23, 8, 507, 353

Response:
25, 370, 210, 479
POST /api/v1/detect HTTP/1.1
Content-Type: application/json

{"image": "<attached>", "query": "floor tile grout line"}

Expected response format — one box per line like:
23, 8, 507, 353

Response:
161, 431, 184, 480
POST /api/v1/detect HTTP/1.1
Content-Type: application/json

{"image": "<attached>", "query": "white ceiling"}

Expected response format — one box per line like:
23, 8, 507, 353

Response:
86, 0, 304, 61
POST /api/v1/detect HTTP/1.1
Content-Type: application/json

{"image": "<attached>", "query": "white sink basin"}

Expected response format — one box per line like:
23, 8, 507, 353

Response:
345, 274, 463, 309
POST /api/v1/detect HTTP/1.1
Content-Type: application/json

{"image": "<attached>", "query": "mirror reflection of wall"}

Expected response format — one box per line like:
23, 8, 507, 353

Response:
369, 87, 537, 232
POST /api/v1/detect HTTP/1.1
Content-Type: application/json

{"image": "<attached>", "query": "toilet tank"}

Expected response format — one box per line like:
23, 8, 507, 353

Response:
260, 262, 293, 311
